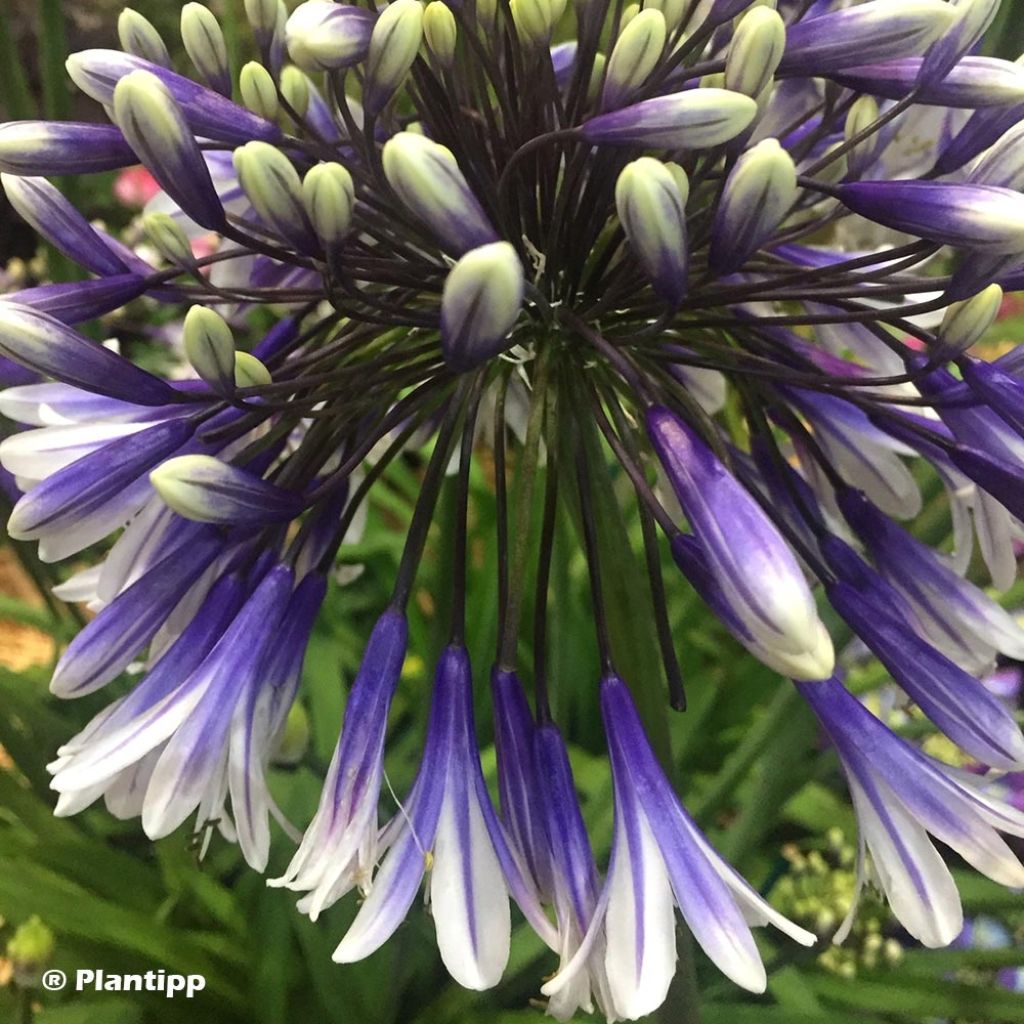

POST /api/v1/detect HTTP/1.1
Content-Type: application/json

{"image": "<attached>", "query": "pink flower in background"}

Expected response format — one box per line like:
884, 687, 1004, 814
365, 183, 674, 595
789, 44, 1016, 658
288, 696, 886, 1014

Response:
113, 165, 160, 208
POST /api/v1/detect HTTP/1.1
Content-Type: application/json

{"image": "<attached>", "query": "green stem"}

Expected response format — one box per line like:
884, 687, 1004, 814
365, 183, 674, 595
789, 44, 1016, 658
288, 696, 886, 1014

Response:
497, 346, 551, 669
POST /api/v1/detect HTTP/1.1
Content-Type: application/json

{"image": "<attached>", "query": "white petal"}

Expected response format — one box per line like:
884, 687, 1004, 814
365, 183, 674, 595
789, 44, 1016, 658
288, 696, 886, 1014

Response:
603, 809, 676, 1020
851, 777, 963, 948
430, 787, 511, 990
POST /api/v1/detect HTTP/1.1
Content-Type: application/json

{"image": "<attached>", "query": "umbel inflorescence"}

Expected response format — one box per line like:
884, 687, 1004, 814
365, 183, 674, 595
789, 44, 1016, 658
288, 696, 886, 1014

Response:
3, 0, 1024, 1017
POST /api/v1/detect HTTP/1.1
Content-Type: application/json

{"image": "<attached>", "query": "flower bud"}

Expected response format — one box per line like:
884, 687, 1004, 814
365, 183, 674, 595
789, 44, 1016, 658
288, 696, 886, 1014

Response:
918, 0, 999, 88
233, 141, 318, 254
285, 1, 376, 72
142, 211, 195, 267
364, 0, 424, 117
615, 157, 688, 307
937, 284, 1003, 356
838, 180, 1024, 256
6, 917, 55, 989
118, 8, 171, 67
0, 121, 137, 176
246, 0, 288, 70
441, 242, 525, 371
509, 0, 562, 47
476, 0, 499, 34
778, 0, 955, 76
710, 138, 797, 274
181, 4, 232, 97
67, 49, 282, 146
303, 162, 356, 248
664, 161, 690, 208
240, 61, 280, 121
969, 120, 1024, 191
643, 0, 686, 34
725, 6, 785, 98
620, 3, 640, 30
834, 56, 1024, 109
151, 455, 304, 525
2, 174, 128, 277
111, 69, 226, 232
273, 702, 311, 766
844, 95, 881, 178
602, 10, 666, 112
424, 2, 458, 69
582, 89, 758, 148
280, 66, 312, 120
382, 132, 498, 255
184, 305, 236, 390
0, 302, 177, 405
235, 351, 273, 387
649, 406, 834, 681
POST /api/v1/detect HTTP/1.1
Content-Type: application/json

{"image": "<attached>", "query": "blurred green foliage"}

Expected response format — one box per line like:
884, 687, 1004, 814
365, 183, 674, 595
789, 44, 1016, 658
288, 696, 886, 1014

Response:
0, 3, 1022, 1023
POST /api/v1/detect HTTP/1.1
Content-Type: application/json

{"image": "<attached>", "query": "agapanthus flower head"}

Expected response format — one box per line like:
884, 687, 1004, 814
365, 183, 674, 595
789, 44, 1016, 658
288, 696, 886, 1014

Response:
5, 0, 1024, 1017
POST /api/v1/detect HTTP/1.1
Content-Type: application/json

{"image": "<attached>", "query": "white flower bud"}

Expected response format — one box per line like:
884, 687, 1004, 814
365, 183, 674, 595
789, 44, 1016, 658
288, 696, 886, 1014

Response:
441, 242, 525, 371
285, 1, 376, 72
240, 61, 280, 122
615, 157, 689, 306
364, 0, 425, 116
142, 212, 194, 267
602, 10, 667, 112
181, 4, 232, 96
184, 305, 236, 390
280, 66, 312, 120
725, 6, 785, 98
233, 141, 318, 253
424, 2, 458, 68
844, 95, 881, 178
938, 284, 1003, 355
118, 8, 171, 67
643, 0, 687, 34
234, 351, 273, 388
509, 0, 560, 47
303, 163, 356, 247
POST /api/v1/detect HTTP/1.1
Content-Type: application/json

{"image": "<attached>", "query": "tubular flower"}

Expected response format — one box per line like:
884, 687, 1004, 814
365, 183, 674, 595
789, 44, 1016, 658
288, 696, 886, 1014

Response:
3, 1, 1024, 1018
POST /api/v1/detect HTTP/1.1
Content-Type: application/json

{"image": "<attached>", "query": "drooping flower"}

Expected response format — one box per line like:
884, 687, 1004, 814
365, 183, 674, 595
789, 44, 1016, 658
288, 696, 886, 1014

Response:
3, 0, 1024, 1017
798, 676, 1024, 947
543, 675, 815, 1018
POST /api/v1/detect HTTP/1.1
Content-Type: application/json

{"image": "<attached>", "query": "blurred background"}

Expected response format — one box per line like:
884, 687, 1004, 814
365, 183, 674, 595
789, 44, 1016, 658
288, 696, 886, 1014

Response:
1, 2, 1023, 1022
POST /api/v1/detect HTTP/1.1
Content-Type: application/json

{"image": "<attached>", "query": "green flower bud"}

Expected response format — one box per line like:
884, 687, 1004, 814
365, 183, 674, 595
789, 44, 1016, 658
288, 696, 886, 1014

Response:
476, 0, 499, 35
603, 10, 667, 111
664, 161, 690, 208
844, 95, 881, 177
424, 1, 458, 68
240, 61, 280, 122
7, 916, 55, 989
710, 137, 796, 274
184, 305, 236, 390
938, 284, 1002, 355
233, 141, 318, 253
644, 0, 687, 32
509, 0, 561, 47
112, 69, 226, 232
364, 0, 425, 117
615, 156, 689, 306
118, 8, 171, 67
620, 4, 641, 30
273, 702, 310, 765
234, 351, 273, 388
280, 66, 312, 120
725, 6, 786, 98
245, 0, 286, 57
181, 4, 232, 97
142, 212, 194, 267
303, 162, 356, 247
